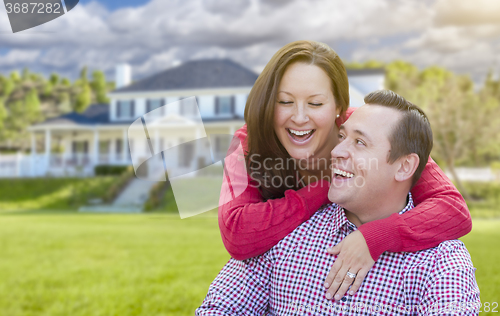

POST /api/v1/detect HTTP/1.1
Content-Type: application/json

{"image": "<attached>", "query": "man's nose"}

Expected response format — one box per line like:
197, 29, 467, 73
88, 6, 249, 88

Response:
331, 138, 349, 160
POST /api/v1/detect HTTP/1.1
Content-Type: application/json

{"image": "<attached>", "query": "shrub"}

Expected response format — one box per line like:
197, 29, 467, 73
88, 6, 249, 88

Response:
94, 165, 130, 176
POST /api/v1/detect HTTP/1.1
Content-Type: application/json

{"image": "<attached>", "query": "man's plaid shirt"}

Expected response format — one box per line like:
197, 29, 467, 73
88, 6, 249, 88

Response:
197, 195, 480, 315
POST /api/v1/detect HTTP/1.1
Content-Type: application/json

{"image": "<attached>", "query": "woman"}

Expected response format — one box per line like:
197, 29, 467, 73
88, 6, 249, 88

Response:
219, 40, 471, 301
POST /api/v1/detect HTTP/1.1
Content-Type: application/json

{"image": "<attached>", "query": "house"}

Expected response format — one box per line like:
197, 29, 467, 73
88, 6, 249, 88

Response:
22, 60, 384, 178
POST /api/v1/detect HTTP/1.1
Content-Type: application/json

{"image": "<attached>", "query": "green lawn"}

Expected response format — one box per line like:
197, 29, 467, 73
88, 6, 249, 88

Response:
0, 177, 121, 211
0, 212, 497, 315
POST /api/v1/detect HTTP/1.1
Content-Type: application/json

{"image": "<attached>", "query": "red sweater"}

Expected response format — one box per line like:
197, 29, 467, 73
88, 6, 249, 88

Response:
218, 108, 472, 261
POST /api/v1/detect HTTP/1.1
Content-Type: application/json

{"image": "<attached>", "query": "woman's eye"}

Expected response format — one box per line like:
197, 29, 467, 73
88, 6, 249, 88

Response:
309, 103, 323, 106
278, 101, 293, 104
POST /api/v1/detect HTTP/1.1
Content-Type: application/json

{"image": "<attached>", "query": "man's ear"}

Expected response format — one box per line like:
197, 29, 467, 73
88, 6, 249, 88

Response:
395, 153, 419, 183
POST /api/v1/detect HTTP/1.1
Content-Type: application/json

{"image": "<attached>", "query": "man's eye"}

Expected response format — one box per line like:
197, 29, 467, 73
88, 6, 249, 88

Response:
338, 134, 345, 140
356, 139, 366, 146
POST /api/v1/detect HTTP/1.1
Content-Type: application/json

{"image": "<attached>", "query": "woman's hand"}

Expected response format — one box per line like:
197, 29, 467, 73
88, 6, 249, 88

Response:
323, 230, 375, 300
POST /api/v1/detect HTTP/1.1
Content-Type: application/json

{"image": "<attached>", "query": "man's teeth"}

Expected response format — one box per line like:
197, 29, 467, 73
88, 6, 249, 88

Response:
334, 168, 354, 178
289, 129, 312, 136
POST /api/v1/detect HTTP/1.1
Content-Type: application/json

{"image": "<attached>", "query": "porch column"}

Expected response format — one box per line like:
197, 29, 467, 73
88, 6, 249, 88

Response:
123, 128, 129, 163
93, 129, 99, 165
154, 128, 160, 154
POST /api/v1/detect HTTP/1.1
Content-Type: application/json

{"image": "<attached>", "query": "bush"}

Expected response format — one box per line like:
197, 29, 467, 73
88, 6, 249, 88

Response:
102, 166, 135, 203
461, 181, 500, 218
143, 173, 170, 212
94, 165, 130, 176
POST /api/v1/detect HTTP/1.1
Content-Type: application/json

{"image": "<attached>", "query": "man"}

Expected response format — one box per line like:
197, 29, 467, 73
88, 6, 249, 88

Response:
196, 90, 480, 315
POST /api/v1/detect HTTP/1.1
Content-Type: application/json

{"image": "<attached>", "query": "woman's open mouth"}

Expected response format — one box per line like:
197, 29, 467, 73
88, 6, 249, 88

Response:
287, 128, 315, 143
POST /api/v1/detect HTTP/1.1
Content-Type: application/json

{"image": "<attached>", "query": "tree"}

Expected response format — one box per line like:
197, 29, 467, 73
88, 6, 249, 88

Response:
74, 83, 92, 113
387, 63, 500, 200
0, 77, 15, 98
24, 89, 42, 122
49, 73, 59, 86
58, 92, 72, 113
0, 98, 7, 131
90, 70, 110, 103
80, 66, 88, 84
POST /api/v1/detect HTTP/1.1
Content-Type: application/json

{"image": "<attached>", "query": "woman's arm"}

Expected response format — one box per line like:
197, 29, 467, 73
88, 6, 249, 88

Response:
357, 156, 472, 260
219, 125, 330, 260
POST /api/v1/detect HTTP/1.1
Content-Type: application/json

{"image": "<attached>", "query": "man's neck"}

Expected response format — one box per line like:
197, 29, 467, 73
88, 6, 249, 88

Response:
344, 194, 410, 227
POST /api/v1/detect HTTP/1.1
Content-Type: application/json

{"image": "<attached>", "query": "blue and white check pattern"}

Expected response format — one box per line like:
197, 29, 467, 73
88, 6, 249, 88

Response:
197, 194, 480, 315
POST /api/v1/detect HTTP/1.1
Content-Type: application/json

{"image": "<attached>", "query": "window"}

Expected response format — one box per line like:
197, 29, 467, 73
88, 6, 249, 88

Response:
215, 96, 234, 115
99, 140, 110, 154
71, 141, 88, 155
116, 100, 135, 118
146, 99, 164, 114
179, 97, 198, 116
179, 142, 194, 168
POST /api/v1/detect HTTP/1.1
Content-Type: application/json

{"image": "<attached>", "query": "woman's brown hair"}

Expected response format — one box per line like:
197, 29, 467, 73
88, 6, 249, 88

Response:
244, 40, 350, 200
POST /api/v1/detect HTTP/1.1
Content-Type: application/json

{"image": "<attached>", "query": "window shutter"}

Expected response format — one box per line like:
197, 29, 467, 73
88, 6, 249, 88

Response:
230, 96, 235, 114
215, 96, 219, 114
83, 141, 88, 154
117, 101, 121, 118
146, 99, 150, 113
130, 100, 135, 117
72, 141, 76, 154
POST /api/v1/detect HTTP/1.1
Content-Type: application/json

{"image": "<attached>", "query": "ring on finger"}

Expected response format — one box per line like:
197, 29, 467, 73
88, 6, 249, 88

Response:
346, 271, 356, 279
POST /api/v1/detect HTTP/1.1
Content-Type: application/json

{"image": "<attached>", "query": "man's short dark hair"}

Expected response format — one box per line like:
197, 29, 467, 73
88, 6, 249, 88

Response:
364, 90, 433, 186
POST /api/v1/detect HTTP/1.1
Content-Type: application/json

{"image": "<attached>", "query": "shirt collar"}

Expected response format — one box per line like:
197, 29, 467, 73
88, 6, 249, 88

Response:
330, 193, 414, 235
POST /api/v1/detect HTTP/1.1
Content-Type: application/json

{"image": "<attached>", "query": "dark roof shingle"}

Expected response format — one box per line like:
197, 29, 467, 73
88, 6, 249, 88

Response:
114, 59, 259, 93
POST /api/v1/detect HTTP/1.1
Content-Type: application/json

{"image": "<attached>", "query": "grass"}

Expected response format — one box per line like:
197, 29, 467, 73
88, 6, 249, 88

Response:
0, 211, 497, 315
0, 177, 122, 211
0, 212, 229, 316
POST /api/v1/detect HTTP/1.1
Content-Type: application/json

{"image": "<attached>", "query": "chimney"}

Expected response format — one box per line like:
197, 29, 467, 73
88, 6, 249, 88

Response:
115, 64, 131, 89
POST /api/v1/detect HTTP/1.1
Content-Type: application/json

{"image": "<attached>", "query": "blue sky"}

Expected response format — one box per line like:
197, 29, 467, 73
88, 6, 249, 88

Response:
0, 0, 499, 84
78, 0, 149, 11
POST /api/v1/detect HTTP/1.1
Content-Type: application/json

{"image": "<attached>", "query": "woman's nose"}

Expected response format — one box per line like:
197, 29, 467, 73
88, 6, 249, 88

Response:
291, 104, 309, 124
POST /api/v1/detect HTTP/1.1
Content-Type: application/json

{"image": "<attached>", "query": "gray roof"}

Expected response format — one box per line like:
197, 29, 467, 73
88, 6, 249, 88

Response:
34, 104, 122, 127
34, 103, 243, 127
114, 59, 259, 93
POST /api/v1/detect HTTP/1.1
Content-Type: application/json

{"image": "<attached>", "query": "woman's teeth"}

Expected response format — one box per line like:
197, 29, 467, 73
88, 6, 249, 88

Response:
333, 168, 354, 178
288, 129, 313, 136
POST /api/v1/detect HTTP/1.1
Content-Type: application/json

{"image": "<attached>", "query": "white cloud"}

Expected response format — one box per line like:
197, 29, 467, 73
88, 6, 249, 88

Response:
0, 0, 497, 84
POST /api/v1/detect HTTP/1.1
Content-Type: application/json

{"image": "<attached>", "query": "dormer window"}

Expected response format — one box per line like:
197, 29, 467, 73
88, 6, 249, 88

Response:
117, 100, 135, 118
215, 96, 234, 115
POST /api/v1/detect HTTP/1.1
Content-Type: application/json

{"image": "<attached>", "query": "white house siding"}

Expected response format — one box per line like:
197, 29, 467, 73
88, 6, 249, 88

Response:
198, 95, 215, 118
110, 99, 117, 121
235, 94, 247, 117
349, 75, 385, 96
135, 98, 147, 117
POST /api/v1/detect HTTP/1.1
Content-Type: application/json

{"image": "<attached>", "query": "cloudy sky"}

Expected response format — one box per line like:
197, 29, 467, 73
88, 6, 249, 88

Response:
0, 0, 499, 84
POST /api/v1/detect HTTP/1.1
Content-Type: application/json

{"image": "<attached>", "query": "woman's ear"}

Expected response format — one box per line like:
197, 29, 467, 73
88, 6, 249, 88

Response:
395, 153, 419, 183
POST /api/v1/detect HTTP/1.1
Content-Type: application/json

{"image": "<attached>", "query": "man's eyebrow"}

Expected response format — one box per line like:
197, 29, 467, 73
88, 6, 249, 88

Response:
353, 129, 372, 143
340, 125, 372, 142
